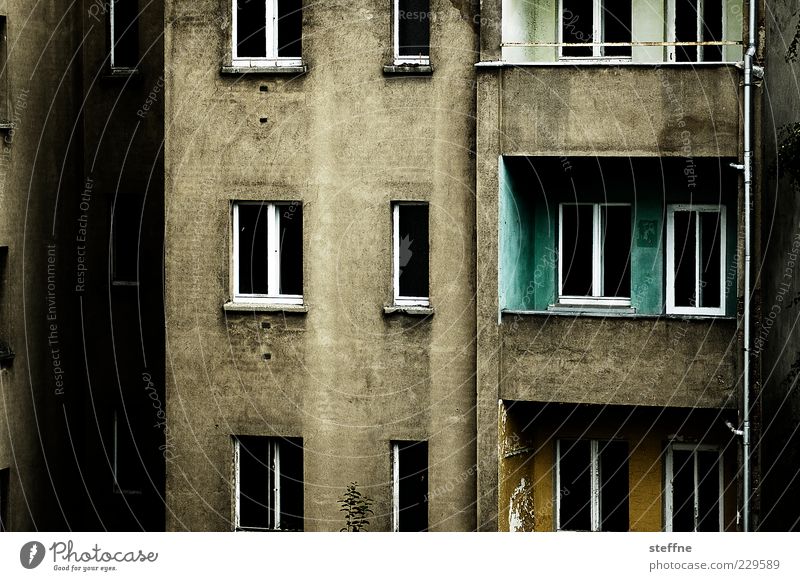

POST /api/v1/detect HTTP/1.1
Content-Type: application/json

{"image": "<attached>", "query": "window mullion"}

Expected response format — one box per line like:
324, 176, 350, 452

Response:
692, 450, 700, 532
274, 440, 282, 530
593, 205, 602, 297
696, 0, 704, 62
266, 0, 276, 60
392, 443, 400, 532
695, 211, 701, 308
594, 0, 602, 58
267, 204, 279, 296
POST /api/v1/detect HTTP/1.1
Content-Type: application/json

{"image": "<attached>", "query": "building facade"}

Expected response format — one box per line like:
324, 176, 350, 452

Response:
3, 0, 798, 533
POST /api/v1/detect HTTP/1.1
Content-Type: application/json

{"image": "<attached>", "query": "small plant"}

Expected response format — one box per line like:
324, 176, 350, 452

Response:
338, 482, 374, 532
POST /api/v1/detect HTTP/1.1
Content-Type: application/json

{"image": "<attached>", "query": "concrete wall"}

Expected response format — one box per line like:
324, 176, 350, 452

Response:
760, 0, 800, 531
164, 0, 478, 531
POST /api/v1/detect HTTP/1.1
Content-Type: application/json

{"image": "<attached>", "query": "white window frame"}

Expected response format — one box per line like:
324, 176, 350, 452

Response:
666, 0, 728, 63
665, 204, 726, 316
232, 201, 303, 306
664, 443, 724, 532
557, 0, 632, 62
393, 0, 431, 65
393, 202, 430, 307
234, 437, 282, 531
109, 0, 137, 70
231, 0, 303, 68
558, 203, 631, 307
555, 439, 615, 532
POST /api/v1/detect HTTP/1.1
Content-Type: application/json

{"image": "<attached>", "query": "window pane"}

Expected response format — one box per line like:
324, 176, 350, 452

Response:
112, 195, 144, 283
238, 204, 270, 295
113, 0, 139, 67
397, 441, 428, 532
277, 0, 302, 58
601, 205, 631, 297
278, 203, 303, 296
398, 204, 429, 298
561, 205, 593, 296
673, 211, 696, 307
675, 0, 698, 62
237, 0, 267, 58
0, 468, 8, 532
696, 450, 721, 531
278, 438, 304, 531
562, 0, 594, 57
238, 437, 269, 529
603, 0, 632, 57
398, 0, 430, 57
559, 440, 592, 530
701, 0, 723, 61
699, 211, 722, 309
671, 449, 695, 531
599, 441, 629, 531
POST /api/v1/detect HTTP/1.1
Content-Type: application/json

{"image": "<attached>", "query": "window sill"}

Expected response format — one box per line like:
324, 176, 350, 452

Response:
223, 301, 308, 314
476, 61, 740, 68
547, 304, 637, 316
103, 67, 140, 80
221, 64, 308, 76
501, 308, 734, 320
0, 122, 13, 131
383, 63, 434, 76
383, 305, 434, 316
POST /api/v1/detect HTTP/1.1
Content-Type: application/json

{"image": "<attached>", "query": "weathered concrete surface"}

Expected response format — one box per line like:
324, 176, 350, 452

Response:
498, 402, 739, 531
760, 0, 800, 531
500, 316, 738, 408
164, 0, 478, 531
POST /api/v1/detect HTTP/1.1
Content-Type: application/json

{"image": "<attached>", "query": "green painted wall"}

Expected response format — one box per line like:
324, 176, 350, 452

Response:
499, 157, 737, 315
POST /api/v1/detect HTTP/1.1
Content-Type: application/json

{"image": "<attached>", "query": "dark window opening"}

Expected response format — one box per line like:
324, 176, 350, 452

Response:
277, 0, 302, 58
673, 210, 696, 306
111, 194, 144, 284
558, 439, 629, 531
0, 468, 8, 531
699, 211, 722, 308
277, 203, 303, 295
237, 436, 303, 531
696, 450, 722, 531
561, 205, 594, 296
602, 0, 632, 57
397, 0, 430, 57
669, 447, 722, 532
112, 0, 139, 68
397, 204, 429, 299
674, 0, 698, 62
601, 205, 631, 297
113, 410, 143, 494
671, 208, 723, 310
562, 0, 594, 57
671, 449, 695, 531
701, 0, 723, 61
394, 441, 428, 532
675, 0, 722, 62
237, 0, 267, 58
237, 204, 270, 295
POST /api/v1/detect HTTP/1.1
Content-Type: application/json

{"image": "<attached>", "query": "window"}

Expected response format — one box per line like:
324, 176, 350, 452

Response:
111, 194, 144, 285
234, 436, 303, 531
556, 439, 629, 531
0, 468, 8, 531
558, 203, 631, 306
667, 0, 724, 62
665, 444, 723, 531
232, 201, 303, 305
560, 0, 632, 59
394, 0, 431, 64
112, 410, 142, 495
232, 0, 302, 67
110, 0, 139, 69
666, 205, 726, 315
392, 441, 428, 532
393, 203, 430, 307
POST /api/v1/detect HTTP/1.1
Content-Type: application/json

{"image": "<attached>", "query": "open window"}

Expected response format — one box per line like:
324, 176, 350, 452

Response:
110, 0, 139, 70
665, 444, 723, 531
394, 0, 431, 65
111, 194, 144, 286
666, 205, 726, 315
232, 0, 302, 67
560, 0, 632, 59
392, 441, 428, 532
556, 439, 629, 531
558, 203, 631, 306
0, 467, 8, 531
232, 201, 303, 305
667, 0, 724, 62
234, 436, 303, 531
393, 202, 430, 307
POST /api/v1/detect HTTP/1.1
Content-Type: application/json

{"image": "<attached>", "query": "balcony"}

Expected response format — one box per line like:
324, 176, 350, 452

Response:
500, 0, 743, 64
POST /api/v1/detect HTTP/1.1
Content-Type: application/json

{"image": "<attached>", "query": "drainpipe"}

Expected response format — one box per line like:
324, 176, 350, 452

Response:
741, 0, 758, 533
